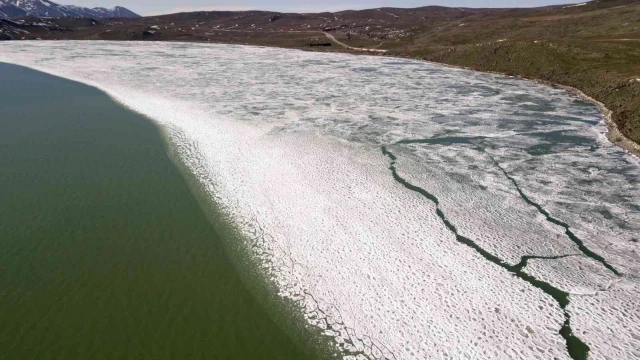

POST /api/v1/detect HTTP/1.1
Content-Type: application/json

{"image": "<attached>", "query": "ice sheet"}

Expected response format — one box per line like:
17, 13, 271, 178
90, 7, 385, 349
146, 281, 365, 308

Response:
1, 41, 638, 359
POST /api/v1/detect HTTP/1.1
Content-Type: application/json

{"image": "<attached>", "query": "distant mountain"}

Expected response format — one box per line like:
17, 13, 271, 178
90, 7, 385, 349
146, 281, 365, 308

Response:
0, 0, 139, 19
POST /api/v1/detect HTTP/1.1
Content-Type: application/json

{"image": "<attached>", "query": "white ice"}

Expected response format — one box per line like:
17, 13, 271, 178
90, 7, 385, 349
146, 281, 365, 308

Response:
1, 41, 638, 359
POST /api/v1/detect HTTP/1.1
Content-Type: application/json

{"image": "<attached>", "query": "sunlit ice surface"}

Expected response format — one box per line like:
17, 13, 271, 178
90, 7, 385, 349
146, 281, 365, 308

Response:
1, 41, 638, 359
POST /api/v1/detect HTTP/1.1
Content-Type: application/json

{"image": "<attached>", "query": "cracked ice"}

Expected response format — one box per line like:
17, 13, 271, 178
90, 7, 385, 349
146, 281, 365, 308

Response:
1, 41, 638, 359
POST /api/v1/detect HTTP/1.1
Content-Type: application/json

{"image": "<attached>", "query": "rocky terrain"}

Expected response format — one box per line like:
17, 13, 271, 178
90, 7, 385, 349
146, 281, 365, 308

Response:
0, 0, 638, 149
0, 0, 138, 19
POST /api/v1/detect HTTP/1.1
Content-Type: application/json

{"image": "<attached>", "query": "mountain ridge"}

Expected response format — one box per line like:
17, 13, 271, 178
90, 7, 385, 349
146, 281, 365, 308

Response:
0, 0, 139, 19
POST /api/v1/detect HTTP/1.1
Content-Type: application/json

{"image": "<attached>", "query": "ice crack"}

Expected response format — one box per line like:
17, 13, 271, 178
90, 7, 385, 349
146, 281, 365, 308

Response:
381, 145, 590, 360
482, 149, 621, 277
509, 254, 582, 273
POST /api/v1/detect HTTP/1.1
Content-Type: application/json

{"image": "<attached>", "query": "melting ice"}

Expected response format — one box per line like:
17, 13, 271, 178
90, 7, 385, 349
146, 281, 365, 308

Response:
1, 41, 638, 359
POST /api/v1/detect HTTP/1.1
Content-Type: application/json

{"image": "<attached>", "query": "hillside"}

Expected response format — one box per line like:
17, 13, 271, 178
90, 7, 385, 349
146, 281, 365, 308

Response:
1, 0, 638, 151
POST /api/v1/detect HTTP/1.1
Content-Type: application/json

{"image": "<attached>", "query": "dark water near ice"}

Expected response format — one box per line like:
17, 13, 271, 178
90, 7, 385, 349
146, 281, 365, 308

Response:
0, 63, 319, 359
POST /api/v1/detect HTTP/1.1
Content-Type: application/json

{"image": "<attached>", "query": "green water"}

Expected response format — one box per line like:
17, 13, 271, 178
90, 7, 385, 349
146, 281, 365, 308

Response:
0, 62, 319, 359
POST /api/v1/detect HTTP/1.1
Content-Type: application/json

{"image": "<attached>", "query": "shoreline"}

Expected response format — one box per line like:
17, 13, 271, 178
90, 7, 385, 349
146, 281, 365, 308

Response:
69, 37, 640, 158
551, 84, 640, 158
277, 33, 640, 158
304, 40, 640, 157
384, 52, 640, 158
6, 38, 638, 158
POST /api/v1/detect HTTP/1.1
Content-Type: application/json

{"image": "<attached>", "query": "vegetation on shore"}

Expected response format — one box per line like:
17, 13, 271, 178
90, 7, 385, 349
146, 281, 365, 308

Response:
401, 39, 640, 153
390, 0, 640, 152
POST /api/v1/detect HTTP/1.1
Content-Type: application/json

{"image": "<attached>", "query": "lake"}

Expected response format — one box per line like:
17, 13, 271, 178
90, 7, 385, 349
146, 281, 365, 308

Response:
1, 41, 638, 359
